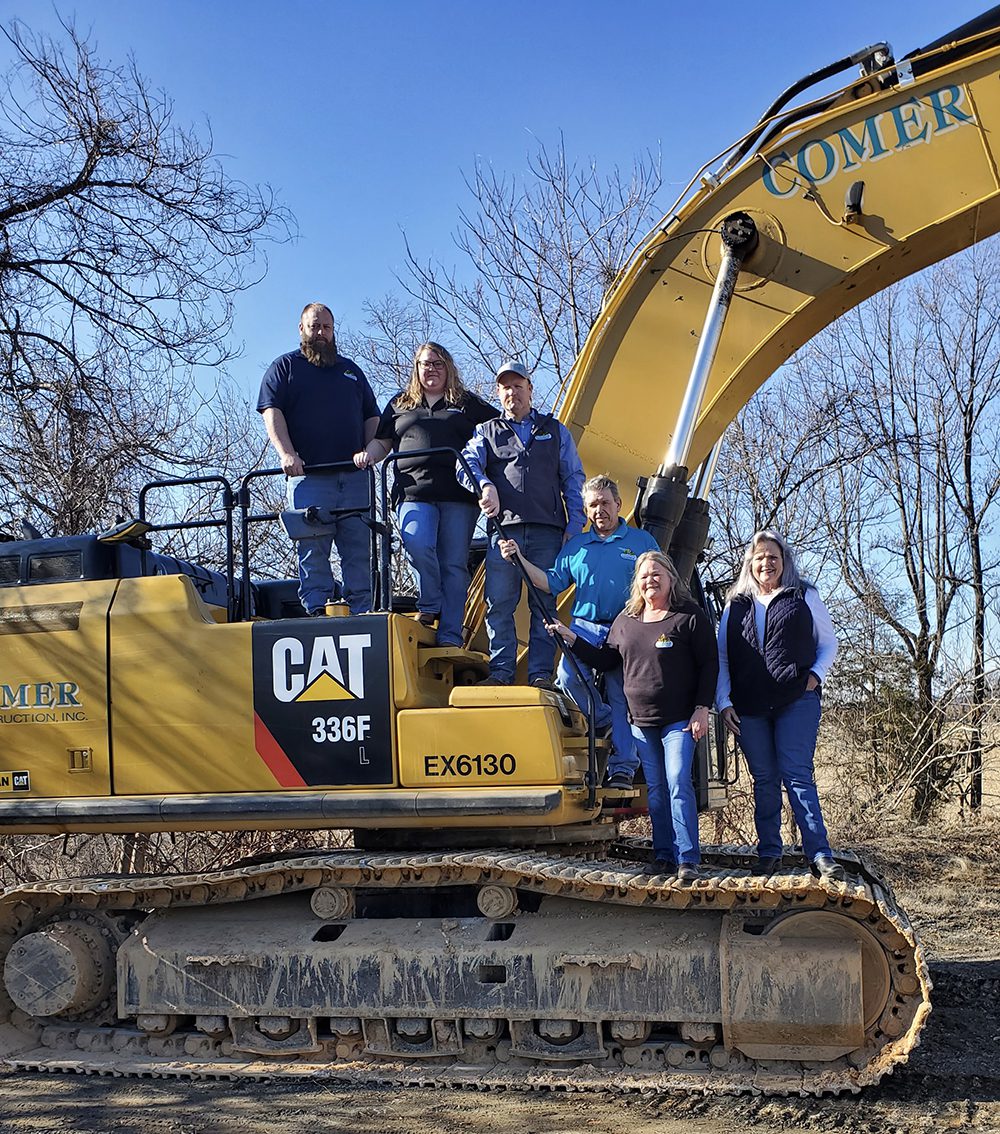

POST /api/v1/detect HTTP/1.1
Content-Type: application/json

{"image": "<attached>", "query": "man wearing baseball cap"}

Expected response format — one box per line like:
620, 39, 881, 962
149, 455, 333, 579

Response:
459, 361, 585, 686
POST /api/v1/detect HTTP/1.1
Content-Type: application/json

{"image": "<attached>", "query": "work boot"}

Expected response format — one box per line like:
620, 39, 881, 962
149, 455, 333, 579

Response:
812, 853, 846, 882
677, 863, 701, 883
530, 677, 558, 692
477, 676, 511, 687
750, 856, 783, 875
646, 859, 676, 875
603, 771, 634, 791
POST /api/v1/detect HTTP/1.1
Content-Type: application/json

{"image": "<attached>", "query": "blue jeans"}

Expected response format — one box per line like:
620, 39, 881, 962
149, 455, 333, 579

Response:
737, 690, 831, 860
484, 523, 561, 682
557, 618, 638, 778
287, 471, 372, 615
632, 721, 700, 865
397, 500, 478, 646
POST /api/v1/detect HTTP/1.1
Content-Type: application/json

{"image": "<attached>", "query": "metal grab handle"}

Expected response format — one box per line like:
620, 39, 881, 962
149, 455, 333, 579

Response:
238, 461, 378, 620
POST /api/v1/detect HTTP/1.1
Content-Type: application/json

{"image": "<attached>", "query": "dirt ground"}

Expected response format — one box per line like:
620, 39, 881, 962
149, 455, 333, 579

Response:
1, 820, 999, 1134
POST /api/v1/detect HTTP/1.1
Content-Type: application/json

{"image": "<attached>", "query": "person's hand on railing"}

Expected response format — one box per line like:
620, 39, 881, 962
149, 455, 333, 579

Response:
354, 439, 390, 470
545, 620, 576, 647
279, 450, 304, 477
498, 538, 521, 562
479, 483, 500, 517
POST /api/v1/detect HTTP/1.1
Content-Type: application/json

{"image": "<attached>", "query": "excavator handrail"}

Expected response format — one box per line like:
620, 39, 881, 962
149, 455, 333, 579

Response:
137, 474, 238, 622
236, 461, 379, 620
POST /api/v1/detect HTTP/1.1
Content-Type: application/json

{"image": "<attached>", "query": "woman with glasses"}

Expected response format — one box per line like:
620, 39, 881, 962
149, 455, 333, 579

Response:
716, 530, 844, 882
359, 343, 497, 645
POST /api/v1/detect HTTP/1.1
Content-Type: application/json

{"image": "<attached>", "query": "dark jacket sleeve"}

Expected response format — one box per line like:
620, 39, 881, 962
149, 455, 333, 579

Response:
689, 607, 720, 708
570, 633, 623, 673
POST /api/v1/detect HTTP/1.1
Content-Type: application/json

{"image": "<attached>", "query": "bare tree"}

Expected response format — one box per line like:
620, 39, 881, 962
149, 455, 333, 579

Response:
794, 252, 1000, 820
401, 137, 663, 406
915, 251, 1000, 810
706, 368, 863, 585
0, 17, 291, 533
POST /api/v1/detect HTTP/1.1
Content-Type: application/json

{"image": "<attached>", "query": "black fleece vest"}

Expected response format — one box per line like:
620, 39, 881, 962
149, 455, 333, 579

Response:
728, 589, 816, 715
478, 413, 564, 528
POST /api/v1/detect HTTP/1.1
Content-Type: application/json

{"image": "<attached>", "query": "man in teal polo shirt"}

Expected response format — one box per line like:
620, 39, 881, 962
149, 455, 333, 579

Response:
499, 474, 658, 787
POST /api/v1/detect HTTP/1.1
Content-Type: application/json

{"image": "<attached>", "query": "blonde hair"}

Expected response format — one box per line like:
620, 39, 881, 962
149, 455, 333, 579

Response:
623, 550, 690, 616
394, 342, 468, 411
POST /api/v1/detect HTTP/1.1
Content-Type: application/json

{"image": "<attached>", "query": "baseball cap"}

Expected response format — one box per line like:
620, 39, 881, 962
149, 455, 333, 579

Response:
495, 361, 532, 382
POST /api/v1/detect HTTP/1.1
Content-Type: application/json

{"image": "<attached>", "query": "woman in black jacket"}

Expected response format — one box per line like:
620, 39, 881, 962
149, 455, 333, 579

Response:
359, 343, 496, 645
716, 530, 843, 881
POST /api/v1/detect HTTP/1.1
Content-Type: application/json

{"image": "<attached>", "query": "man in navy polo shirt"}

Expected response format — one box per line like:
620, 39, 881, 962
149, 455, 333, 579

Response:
499, 475, 658, 787
257, 303, 380, 615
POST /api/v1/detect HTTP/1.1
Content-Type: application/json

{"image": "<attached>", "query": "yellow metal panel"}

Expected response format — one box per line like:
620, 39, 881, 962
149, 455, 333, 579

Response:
397, 702, 573, 788
109, 575, 269, 794
0, 582, 115, 797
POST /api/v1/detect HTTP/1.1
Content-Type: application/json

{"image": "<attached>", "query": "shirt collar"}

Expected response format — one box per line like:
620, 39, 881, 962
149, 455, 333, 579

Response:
585, 518, 628, 542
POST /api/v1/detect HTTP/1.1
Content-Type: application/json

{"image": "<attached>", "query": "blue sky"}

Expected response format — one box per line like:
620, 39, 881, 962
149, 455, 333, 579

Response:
5, 0, 991, 399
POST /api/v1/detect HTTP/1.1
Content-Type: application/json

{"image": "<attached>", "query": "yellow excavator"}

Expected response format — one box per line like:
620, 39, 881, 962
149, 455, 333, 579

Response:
2, 4, 1000, 1094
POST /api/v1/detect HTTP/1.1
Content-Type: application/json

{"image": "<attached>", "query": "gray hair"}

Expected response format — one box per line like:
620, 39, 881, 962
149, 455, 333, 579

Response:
582, 474, 621, 503
726, 529, 810, 600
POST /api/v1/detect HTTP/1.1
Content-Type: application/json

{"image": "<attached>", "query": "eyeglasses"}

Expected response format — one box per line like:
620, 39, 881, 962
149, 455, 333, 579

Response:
418, 359, 446, 370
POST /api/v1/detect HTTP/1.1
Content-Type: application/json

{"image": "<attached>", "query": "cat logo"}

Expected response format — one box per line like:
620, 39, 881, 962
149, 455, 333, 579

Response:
270, 634, 370, 703
0, 771, 30, 793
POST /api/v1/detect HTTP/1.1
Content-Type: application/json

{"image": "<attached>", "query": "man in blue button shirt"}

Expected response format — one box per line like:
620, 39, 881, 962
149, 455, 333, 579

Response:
499, 475, 658, 786
459, 362, 585, 687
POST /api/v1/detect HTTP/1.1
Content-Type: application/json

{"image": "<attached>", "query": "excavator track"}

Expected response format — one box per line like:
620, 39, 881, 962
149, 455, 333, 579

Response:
0, 843, 929, 1095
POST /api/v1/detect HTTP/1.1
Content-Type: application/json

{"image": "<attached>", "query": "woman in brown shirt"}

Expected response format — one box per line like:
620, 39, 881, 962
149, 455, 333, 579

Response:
547, 550, 718, 881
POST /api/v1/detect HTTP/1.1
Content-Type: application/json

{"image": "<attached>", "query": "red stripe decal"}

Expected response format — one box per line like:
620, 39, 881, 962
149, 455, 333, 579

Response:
254, 712, 307, 788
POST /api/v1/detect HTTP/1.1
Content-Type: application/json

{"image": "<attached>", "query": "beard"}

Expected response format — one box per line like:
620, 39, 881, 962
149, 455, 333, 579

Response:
300, 337, 338, 367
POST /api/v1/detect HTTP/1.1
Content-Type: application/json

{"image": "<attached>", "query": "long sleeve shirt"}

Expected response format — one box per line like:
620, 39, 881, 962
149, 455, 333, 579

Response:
458, 409, 585, 538
715, 587, 838, 711
571, 601, 719, 727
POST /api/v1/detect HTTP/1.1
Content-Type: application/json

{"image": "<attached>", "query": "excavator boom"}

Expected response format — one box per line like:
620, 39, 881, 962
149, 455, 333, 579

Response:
561, 9, 1000, 495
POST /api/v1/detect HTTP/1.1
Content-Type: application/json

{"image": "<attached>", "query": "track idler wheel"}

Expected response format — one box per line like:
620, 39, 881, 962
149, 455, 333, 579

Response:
764, 909, 892, 1031
4, 922, 114, 1017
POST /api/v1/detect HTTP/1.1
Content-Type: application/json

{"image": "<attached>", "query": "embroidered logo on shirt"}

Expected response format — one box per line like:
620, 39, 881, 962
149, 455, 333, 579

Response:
621, 549, 637, 560
534, 433, 553, 441
655, 634, 672, 649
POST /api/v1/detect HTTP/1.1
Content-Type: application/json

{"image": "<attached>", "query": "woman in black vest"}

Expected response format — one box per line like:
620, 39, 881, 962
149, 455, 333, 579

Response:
359, 343, 496, 646
716, 531, 844, 881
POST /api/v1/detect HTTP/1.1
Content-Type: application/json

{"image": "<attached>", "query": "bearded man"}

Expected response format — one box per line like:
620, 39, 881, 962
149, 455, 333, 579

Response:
257, 302, 380, 615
